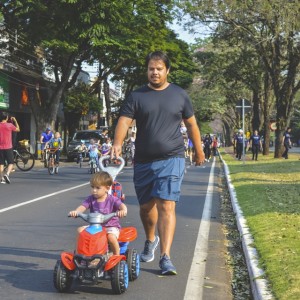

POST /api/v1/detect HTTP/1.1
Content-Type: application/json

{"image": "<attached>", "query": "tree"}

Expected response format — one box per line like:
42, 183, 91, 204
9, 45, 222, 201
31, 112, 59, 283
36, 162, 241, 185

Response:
1, 0, 179, 133
180, 0, 300, 157
64, 82, 101, 139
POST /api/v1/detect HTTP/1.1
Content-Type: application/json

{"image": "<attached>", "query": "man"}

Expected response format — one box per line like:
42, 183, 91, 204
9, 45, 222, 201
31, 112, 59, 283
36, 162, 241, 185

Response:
203, 133, 212, 162
40, 127, 53, 161
249, 130, 262, 161
111, 51, 205, 275
282, 127, 292, 159
0, 111, 20, 184
235, 129, 245, 160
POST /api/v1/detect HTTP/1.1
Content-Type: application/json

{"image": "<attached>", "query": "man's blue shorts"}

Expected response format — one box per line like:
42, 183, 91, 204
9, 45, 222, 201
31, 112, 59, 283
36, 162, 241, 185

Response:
133, 157, 185, 205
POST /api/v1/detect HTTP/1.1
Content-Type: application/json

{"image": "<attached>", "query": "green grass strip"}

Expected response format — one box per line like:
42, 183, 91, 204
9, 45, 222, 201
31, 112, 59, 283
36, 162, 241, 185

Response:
222, 150, 300, 300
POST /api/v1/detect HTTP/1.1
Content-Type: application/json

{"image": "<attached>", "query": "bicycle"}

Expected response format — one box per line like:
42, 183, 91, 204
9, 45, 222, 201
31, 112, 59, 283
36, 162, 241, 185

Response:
88, 156, 99, 174
4, 146, 35, 172
123, 145, 133, 167
47, 148, 60, 175
76, 150, 87, 168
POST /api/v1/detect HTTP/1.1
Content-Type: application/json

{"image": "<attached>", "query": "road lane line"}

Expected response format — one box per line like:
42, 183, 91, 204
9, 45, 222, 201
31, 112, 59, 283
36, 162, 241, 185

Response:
184, 158, 216, 300
0, 182, 89, 213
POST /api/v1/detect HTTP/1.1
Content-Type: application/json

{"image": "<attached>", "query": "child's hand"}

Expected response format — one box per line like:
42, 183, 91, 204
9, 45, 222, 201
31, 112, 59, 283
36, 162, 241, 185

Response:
69, 210, 79, 218
117, 210, 127, 218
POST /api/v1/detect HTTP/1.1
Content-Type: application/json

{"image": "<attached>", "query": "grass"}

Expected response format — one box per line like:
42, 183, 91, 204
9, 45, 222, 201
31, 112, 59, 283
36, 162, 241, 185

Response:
221, 149, 300, 300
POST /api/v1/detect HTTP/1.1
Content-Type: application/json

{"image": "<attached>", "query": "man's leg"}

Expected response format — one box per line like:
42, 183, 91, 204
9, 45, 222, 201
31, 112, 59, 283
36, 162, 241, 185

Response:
0, 164, 4, 180
140, 198, 158, 242
156, 199, 176, 257
139, 198, 160, 262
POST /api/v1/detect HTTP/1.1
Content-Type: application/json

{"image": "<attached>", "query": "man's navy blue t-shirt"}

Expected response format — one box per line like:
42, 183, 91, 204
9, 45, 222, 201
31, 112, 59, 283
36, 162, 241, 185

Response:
120, 84, 194, 163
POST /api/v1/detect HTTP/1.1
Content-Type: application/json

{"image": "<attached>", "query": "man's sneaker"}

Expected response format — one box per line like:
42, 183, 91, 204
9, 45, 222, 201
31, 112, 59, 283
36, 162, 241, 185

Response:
159, 254, 177, 275
3, 174, 10, 184
140, 235, 160, 262
1, 179, 6, 184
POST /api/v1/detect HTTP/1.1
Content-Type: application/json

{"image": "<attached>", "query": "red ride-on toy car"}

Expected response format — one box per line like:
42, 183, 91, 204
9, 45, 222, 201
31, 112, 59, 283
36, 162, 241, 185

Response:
53, 212, 139, 294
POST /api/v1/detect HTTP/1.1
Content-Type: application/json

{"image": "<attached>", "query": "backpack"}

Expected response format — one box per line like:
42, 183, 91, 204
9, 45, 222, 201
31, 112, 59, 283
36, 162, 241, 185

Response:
111, 181, 125, 201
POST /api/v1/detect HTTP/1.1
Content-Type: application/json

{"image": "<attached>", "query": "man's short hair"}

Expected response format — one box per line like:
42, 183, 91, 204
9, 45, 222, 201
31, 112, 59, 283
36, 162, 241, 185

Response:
0, 111, 8, 121
146, 51, 171, 70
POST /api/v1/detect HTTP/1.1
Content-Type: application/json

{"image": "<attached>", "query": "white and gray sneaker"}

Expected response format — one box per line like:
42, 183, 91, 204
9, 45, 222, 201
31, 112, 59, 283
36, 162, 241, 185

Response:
4, 174, 10, 184
140, 235, 160, 262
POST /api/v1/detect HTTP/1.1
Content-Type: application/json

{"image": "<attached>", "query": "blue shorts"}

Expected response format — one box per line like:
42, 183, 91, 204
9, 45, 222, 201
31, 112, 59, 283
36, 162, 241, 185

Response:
133, 157, 185, 205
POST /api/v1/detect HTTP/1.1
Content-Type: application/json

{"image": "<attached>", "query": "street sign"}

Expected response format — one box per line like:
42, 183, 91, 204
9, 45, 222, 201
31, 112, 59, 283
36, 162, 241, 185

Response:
236, 98, 251, 115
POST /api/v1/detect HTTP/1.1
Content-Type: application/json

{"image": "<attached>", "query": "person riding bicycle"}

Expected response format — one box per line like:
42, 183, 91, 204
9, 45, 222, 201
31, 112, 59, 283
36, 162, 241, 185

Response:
40, 127, 53, 161
126, 132, 135, 164
75, 140, 88, 163
88, 139, 100, 168
100, 137, 112, 156
46, 132, 62, 165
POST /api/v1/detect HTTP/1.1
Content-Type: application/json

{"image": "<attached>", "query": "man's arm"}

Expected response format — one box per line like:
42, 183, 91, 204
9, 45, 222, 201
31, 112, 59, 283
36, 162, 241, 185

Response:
111, 116, 133, 158
11, 117, 20, 132
184, 116, 205, 165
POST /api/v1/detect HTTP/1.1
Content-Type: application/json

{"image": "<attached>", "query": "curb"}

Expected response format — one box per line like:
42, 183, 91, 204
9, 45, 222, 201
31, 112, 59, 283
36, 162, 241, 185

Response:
219, 153, 274, 300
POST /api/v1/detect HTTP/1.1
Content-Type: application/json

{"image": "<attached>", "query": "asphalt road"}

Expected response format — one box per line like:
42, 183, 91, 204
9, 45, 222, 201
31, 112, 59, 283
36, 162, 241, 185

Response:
0, 158, 232, 300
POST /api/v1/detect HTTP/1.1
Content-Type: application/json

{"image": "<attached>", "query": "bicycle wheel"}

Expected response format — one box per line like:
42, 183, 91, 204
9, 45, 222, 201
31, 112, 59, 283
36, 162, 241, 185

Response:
48, 155, 55, 175
15, 150, 35, 171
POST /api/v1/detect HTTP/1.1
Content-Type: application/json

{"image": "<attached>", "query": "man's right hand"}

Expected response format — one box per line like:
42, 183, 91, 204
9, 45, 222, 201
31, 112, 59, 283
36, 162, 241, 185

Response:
111, 144, 122, 159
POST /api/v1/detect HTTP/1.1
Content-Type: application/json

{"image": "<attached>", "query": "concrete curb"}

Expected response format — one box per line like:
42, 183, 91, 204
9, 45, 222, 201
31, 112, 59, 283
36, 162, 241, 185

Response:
219, 154, 274, 300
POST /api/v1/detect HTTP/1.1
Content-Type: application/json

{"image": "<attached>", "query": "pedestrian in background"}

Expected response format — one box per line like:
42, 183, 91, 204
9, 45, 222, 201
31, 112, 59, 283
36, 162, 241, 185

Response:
187, 138, 194, 165
203, 133, 212, 162
7, 113, 18, 148
282, 127, 292, 159
111, 50, 205, 275
235, 129, 244, 160
250, 130, 262, 161
0, 111, 20, 184
211, 135, 218, 157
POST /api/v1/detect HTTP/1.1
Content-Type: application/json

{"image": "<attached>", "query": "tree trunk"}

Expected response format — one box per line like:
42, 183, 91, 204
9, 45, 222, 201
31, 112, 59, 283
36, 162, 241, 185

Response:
103, 79, 112, 127
262, 73, 273, 155
251, 89, 260, 132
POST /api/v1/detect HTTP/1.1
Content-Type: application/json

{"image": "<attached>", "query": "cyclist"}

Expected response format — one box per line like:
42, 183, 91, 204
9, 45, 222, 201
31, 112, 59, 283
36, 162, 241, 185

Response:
46, 132, 62, 170
40, 127, 53, 161
88, 139, 100, 171
75, 140, 87, 163
0, 112, 20, 184
126, 132, 135, 164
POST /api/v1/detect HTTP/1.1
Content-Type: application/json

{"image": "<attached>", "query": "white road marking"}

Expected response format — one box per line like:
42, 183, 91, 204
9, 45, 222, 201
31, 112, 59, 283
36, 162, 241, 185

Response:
184, 157, 216, 300
0, 182, 89, 213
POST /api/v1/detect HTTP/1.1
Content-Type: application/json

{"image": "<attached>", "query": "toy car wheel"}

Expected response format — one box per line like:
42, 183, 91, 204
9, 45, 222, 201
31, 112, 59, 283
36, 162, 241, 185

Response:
111, 260, 129, 294
126, 248, 140, 281
53, 259, 73, 292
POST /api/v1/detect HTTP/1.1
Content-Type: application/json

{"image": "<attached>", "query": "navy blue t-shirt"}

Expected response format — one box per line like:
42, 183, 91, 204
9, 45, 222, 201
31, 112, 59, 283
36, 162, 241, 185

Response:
250, 134, 261, 145
283, 132, 291, 145
119, 84, 194, 163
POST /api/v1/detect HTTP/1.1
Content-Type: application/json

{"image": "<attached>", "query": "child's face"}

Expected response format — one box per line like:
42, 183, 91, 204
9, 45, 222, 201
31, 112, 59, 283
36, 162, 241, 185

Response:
55, 133, 60, 138
90, 184, 110, 200
90, 139, 95, 144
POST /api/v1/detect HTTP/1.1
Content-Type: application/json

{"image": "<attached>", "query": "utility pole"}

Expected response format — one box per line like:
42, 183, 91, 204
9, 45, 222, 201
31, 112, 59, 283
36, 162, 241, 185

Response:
236, 98, 251, 164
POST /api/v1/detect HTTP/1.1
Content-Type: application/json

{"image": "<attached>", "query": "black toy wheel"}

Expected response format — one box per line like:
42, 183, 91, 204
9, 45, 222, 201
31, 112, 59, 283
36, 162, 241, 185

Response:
111, 260, 129, 294
126, 248, 140, 281
53, 260, 73, 292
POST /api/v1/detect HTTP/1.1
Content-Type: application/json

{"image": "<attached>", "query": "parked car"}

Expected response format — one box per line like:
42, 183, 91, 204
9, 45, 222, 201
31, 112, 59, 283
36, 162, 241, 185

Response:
66, 129, 108, 161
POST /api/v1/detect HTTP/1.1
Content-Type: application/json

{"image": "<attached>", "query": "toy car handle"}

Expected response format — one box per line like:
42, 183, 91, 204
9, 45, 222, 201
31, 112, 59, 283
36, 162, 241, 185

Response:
99, 155, 125, 180
68, 212, 117, 224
